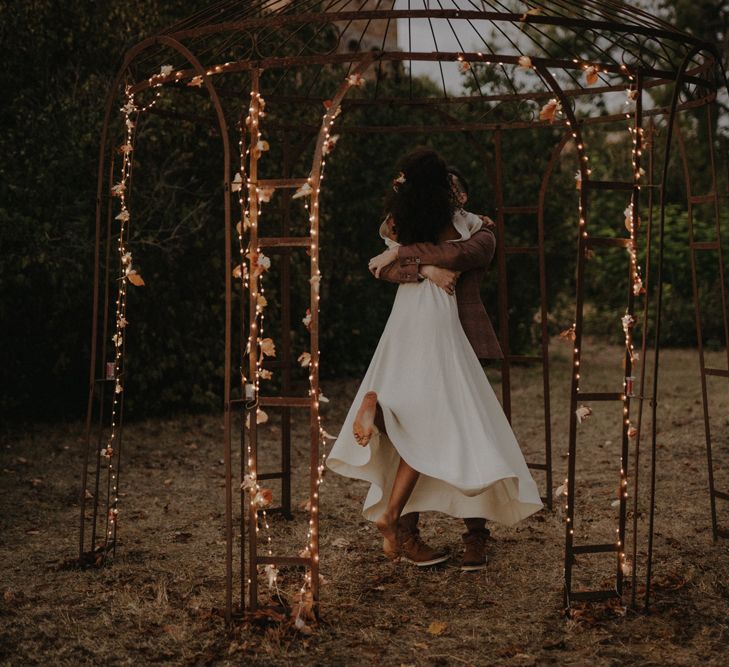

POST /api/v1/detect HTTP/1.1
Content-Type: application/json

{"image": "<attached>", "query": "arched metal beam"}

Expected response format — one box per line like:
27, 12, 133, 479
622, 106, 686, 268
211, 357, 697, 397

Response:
79, 34, 234, 619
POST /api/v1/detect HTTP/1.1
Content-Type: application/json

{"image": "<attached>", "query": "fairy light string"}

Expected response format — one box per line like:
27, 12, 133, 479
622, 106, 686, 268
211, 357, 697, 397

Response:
103, 86, 144, 548
237, 71, 356, 624
541, 60, 644, 596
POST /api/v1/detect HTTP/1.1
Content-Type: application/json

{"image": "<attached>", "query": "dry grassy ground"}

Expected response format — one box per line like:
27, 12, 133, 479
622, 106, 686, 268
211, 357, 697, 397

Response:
1, 342, 728, 666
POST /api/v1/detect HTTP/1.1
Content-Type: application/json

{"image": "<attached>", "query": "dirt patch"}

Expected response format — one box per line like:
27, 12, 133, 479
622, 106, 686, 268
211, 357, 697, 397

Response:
1, 343, 728, 665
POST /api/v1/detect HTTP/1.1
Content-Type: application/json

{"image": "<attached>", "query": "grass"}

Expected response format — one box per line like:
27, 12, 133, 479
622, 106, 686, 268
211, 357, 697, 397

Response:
1, 341, 728, 666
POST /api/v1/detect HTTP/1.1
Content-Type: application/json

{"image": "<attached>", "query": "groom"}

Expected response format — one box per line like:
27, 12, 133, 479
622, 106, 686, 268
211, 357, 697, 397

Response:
368, 171, 502, 571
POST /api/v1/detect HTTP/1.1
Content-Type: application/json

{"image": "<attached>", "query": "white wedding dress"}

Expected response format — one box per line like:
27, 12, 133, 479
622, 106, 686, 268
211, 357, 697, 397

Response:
326, 213, 543, 526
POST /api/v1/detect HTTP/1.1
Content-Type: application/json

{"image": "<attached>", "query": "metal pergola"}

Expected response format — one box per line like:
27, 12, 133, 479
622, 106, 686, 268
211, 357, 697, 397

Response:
77, 0, 729, 624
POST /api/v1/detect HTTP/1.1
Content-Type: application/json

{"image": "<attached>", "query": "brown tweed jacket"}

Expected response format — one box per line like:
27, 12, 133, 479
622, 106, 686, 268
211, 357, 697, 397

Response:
377, 227, 503, 360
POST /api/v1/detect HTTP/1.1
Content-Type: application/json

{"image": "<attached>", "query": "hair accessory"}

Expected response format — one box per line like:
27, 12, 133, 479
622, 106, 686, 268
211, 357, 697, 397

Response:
392, 171, 406, 191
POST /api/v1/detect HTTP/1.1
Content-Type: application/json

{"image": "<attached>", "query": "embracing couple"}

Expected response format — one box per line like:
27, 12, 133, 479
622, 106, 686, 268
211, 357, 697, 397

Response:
326, 147, 542, 571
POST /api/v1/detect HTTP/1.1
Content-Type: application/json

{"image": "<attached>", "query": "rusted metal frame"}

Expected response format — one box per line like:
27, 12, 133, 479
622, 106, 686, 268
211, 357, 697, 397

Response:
630, 118, 656, 608
246, 68, 263, 614
535, 65, 600, 607
236, 109, 249, 615
373, 5, 394, 100
164, 10, 706, 49
528, 0, 659, 75
258, 96, 716, 136
675, 120, 717, 540
435, 0, 484, 96
106, 114, 139, 558
478, 0, 577, 94
142, 34, 236, 621
537, 133, 574, 511
90, 146, 118, 558
644, 44, 709, 612
80, 55, 130, 561
492, 130, 511, 420
705, 74, 729, 414
303, 54, 377, 610
142, 106, 219, 127
616, 71, 643, 598
268, 0, 361, 98
127, 50, 714, 97
80, 36, 232, 571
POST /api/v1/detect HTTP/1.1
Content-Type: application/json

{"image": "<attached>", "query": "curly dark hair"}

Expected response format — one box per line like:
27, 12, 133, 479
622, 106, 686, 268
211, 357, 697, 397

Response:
384, 147, 456, 245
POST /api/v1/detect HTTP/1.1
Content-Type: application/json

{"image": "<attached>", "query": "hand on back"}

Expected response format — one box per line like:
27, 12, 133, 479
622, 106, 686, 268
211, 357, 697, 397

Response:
421, 266, 460, 295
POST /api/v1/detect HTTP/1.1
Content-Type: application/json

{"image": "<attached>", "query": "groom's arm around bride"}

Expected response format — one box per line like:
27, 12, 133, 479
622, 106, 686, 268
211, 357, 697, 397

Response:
372, 221, 503, 361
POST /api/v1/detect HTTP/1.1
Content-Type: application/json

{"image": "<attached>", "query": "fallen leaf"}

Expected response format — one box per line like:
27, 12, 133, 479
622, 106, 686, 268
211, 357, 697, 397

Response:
187, 75, 204, 87
298, 352, 311, 367
518, 55, 533, 70
332, 537, 350, 548
427, 621, 448, 636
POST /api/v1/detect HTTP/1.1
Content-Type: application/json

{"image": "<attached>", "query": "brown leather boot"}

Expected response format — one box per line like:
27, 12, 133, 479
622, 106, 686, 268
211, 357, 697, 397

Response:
461, 529, 490, 571
397, 525, 449, 567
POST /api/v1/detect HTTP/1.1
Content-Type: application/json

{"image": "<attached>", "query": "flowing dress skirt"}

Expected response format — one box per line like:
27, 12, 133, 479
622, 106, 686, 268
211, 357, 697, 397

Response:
326, 279, 543, 526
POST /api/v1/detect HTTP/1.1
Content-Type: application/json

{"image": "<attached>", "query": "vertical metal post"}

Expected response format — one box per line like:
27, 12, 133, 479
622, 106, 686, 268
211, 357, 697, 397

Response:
246, 68, 262, 614
493, 130, 511, 420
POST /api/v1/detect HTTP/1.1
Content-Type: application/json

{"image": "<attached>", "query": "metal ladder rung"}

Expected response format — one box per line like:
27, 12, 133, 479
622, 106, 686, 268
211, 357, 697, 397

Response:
573, 543, 619, 554
254, 555, 310, 566
258, 236, 310, 248
257, 472, 285, 481
501, 205, 538, 214
527, 462, 548, 471
705, 367, 729, 378
585, 180, 635, 191
509, 354, 542, 363
691, 241, 719, 251
713, 490, 729, 502
586, 237, 631, 249
505, 245, 539, 254
574, 391, 624, 401
569, 589, 620, 602
257, 178, 309, 189
689, 193, 716, 204
259, 396, 312, 408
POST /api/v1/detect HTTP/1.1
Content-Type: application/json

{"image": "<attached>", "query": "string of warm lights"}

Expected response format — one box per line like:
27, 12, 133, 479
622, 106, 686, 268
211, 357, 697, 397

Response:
235, 73, 354, 625
544, 60, 645, 593
236, 88, 279, 600
102, 86, 144, 547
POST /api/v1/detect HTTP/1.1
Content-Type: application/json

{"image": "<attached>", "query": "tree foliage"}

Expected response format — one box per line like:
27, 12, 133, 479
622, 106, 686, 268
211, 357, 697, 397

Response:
1, 1, 726, 421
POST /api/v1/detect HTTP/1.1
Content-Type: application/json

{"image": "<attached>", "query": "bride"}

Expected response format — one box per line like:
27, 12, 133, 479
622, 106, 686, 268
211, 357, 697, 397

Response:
325, 147, 542, 564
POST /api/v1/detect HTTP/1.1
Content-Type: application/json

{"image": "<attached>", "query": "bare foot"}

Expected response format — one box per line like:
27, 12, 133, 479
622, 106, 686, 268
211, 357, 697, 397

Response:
353, 391, 378, 446
375, 511, 399, 558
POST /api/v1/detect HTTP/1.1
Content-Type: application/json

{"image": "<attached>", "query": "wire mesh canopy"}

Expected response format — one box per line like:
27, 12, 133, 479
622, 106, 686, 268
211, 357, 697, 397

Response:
122, 0, 721, 127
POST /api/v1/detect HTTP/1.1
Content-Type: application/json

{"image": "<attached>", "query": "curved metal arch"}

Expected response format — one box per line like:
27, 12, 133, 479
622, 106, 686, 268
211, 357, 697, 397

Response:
534, 63, 595, 607
643, 41, 724, 610
126, 50, 718, 99
79, 36, 234, 573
